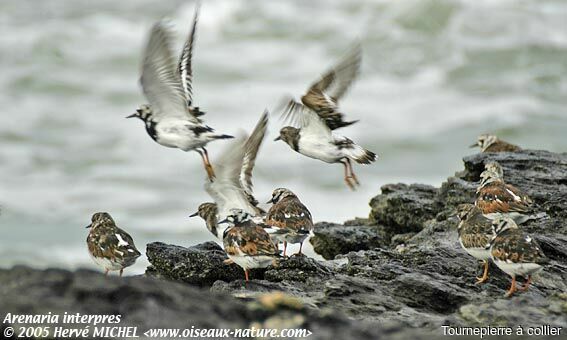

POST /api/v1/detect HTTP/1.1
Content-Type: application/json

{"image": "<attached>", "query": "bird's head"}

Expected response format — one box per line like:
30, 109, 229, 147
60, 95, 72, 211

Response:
491, 216, 519, 236
471, 134, 498, 151
455, 203, 479, 222
127, 104, 152, 121
274, 127, 300, 147
218, 209, 251, 225
484, 161, 504, 178
189, 202, 217, 220
267, 188, 296, 204
87, 212, 114, 229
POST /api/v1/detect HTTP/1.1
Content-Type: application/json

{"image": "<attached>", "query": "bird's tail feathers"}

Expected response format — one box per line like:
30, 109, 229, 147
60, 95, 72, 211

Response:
347, 144, 377, 164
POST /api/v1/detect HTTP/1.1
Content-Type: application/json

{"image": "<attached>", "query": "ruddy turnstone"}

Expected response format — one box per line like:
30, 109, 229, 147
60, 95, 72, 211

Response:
281, 43, 362, 130
476, 162, 533, 222
489, 217, 548, 297
265, 188, 313, 256
190, 202, 219, 238
274, 105, 376, 190
471, 134, 521, 153
128, 11, 233, 181
190, 111, 269, 238
456, 204, 494, 284
220, 209, 279, 282
86, 212, 141, 276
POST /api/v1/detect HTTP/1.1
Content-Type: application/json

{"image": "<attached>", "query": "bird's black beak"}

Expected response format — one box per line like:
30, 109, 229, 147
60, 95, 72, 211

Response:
85, 224, 91, 229
218, 218, 229, 224
469, 143, 478, 148
266, 198, 274, 204
126, 113, 137, 119
189, 212, 198, 218
274, 136, 281, 141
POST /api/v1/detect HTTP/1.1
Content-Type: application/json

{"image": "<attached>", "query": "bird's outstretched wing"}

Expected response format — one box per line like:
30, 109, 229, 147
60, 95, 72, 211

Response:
307, 43, 362, 102
205, 135, 257, 218
291, 43, 362, 130
280, 99, 333, 139
241, 110, 269, 196
178, 4, 200, 113
140, 22, 199, 123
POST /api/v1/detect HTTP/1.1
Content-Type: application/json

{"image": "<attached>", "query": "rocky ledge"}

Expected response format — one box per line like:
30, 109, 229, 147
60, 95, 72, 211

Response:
145, 150, 567, 336
2, 150, 566, 339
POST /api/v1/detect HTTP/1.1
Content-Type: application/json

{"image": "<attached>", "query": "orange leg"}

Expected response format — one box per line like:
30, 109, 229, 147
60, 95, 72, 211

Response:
475, 260, 489, 284
198, 149, 215, 181
346, 158, 360, 185
245, 269, 249, 282
119, 269, 124, 277
519, 275, 532, 292
342, 161, 355, 190
504, 276, 517, 297
203, 148, 216, 180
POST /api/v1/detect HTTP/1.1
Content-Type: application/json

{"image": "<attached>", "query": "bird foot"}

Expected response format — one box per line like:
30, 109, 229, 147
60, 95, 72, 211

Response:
205, 164, 216, 182
344, 177, 357, 191
475, 276, 488, 285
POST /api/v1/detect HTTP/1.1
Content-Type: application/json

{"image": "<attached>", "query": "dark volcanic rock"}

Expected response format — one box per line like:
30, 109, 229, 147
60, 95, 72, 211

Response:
369, 183, 440, 233
6, 150, 565, 339
142, 150, 567, 335
309, 222, 388, 260
0, 266, 406, 340
146, 241, 243, 286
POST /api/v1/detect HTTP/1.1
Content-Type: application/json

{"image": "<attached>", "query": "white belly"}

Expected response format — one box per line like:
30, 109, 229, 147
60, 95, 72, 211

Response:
229, 254, 274, 270
459, 239, 490, 260
89, 253, 122, 271
492, 259, 542, 277
298, 137, 342, 163
156, 121, 208, 151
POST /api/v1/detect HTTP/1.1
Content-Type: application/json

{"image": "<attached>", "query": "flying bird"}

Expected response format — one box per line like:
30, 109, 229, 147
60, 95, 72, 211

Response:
281, 43, 362, 130
128, 9, 233, 181
190, 111, 269, 238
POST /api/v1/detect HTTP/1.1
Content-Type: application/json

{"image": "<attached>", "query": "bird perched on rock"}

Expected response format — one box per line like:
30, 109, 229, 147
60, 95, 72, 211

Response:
86, 212, 141, 276
220, 209, 279, 282
489, 217, 548, 297
128, 10, 233, 181
471, 134, 521, 153
456, 204, 494, 284
190, 111, 269, 238
275, 44, 376, 190
265, 188, 313, 256
475, 161, 533, 223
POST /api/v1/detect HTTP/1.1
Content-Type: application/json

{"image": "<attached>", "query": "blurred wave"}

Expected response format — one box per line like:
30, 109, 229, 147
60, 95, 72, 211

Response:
0, 0, 565, 271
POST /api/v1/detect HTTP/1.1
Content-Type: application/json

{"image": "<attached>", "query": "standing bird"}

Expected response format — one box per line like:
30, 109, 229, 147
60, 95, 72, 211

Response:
456, 204, 494, 284
265, 188, 313, 256
190, 111, 269, 238
220, 209, 279, 282
471, 134, 521, 153
127, 11, 233, 181
476, 162, 533, 222
86, 212, 141, 277
489, 217, 548, 297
